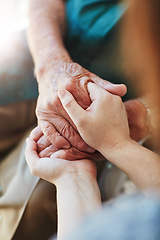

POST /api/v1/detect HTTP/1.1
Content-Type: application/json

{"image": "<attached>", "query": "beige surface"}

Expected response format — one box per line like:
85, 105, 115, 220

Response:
0, 100, 57, 240
0, 131, 39, 240
0, 100, 36, 154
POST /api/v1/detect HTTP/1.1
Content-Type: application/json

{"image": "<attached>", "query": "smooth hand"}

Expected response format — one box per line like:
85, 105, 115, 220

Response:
25, 132, 97, 185
36, 62, 127, 153
58, 82, 130, 158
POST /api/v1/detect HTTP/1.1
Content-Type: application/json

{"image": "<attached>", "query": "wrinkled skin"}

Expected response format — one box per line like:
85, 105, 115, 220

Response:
125, 99, 149, 142
36, 62, 127, 154
32, 98, 149, 161
25, 136, 97, 185
30, 126, 105, 161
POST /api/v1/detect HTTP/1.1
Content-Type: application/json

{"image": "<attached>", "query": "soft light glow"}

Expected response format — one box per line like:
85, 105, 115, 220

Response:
0, 18, 29, 47
0, 0, 29, 47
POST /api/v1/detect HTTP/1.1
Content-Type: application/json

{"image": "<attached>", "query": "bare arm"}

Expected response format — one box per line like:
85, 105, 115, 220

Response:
28, 0, 70, 73
25, 134, 101, 240
27, 0, 127, 156
28, 0, 150, 160
58, 83, 160, 192
56, 174, 101, 239
101, 140, 160, 192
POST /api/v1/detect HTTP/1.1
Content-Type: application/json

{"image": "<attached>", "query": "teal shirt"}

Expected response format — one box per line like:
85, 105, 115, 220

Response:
65, 0, 135, 100
0, 0, 135, 105
66, 0, 126, 49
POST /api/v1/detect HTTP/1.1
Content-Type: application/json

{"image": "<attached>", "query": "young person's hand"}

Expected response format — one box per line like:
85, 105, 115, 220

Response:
36, 62, 127, 154
25, 126, 101, 240
25, 135, 97, 186
58, 82, 130, 158
25, 125, 102, 240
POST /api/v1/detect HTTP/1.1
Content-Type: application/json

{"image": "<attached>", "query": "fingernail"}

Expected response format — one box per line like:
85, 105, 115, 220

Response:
58, 89, 67, 98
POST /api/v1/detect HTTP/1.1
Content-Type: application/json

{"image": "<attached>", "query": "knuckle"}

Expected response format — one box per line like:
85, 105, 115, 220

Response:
51, 131, 64, 148
36, 105, 47, 119
60, 123, 74, 140
41, 122, 53, 140
66, 62, 82, 75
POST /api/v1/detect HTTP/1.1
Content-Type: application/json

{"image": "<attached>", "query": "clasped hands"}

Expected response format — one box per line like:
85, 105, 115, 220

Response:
25, 62, 149, 184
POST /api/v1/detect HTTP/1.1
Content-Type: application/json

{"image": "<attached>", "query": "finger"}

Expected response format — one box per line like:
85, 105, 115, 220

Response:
49, 115, 95, 153
87, 82, 111, 102
37, 135, 52, 153
91, 74, 127, 97
25, 138, 55, 179
30, 126, 43, 142
50, 148, 104, 161
40, 120, 71, 149
39, 144, 58, 158
105, 83, 127, 97
25, 138, 40, 174
58, 89, 87, 128
50, 147, 91, 160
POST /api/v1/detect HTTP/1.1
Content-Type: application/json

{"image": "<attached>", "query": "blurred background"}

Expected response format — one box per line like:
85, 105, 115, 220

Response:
0, 0, 37, 157
0, 0, 29, 47
0, 0, 37, 106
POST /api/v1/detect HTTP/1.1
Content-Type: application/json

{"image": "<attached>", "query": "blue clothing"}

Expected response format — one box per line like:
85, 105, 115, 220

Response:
65, 0, 134, 100
0, 0, 135, 105
66, 0, 127, 71
68, 194, 160, 240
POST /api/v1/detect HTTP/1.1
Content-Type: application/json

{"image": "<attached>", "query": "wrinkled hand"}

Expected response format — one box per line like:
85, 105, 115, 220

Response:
29, 126, 105, 161
58, 82, 130, 156
36, 62, 127, 153
125, 99, 149, 142
25, 129, 97, 185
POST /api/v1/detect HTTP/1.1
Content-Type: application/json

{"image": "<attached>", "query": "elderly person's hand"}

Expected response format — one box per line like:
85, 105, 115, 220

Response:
36, 62, 127, 153
29, 126, 105, 161
125, 99, 150, 142
58, 82, 130, 157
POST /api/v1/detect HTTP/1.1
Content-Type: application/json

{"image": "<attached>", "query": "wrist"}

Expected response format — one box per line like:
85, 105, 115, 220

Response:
55, 172, 101, 209
56, 168, 101, 239
100, 138, 134, 162
35, 49, 72, 82
54, 171, 97, 188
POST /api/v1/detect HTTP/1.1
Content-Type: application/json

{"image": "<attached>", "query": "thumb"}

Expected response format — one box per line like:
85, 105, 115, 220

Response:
91, 74, 127, 97
58, 89, 87, 127
87, 82, 110, 102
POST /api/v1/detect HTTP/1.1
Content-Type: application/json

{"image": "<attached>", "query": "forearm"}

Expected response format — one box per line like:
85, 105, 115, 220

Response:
101, 140, 160, 192
28, 0, 71, 80
55, 174, 101, 240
